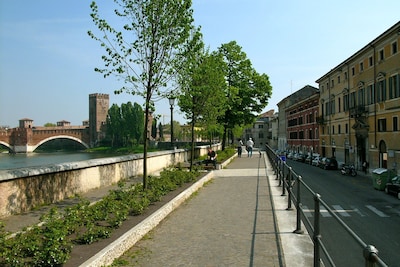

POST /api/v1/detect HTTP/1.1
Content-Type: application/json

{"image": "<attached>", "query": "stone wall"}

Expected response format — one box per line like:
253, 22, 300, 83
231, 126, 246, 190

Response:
0, 144, 221, 218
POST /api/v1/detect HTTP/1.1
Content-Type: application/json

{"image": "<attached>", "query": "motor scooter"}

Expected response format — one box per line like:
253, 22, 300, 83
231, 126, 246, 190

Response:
341, 164, 357, 176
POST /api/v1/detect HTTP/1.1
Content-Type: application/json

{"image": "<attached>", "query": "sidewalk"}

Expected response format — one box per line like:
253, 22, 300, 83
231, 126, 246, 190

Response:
109, 153, 313, 266
1, 153, 314, 266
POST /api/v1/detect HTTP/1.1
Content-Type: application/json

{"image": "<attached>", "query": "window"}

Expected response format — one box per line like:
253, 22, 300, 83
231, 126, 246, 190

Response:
338, 97, 341, 112
331, 79, 334, 87
258, 132, 264, 138
338, 124, 341, 134
338, 75, 341, 84
344, 72, 348, 80
392, 41, 398, 55
345, 123, 348, 134
299, 131, 304, 139
393, 117, 399, 131
350, 92, 356, 108
389, 74, 400, 99
378, 118, 387, 132
358, 88, 365, 106
379, 49, 384, 61
367, 84, 375, 104
352, 67, 355, 76
343, 94, 349, 111
360, 62, 364, 72
332, 125, 335, 134
377, 80, 386, 102
369, 56, 373, 67
258, 124, 264, 129
309, 129, 312, 139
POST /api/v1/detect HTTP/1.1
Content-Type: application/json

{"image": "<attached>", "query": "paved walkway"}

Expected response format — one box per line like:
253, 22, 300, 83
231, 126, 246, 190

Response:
1, 152, 314, 266
121, 155, 284, 266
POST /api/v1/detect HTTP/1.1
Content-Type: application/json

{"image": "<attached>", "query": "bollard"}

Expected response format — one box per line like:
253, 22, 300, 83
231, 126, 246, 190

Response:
363, 245, 379, 267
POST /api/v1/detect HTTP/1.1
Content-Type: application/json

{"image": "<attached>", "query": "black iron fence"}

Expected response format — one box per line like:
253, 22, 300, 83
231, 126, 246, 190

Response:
265, 146, 388, 267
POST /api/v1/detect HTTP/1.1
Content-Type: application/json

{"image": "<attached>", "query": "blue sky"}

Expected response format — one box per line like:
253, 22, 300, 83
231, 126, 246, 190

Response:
1, 1, 399, 128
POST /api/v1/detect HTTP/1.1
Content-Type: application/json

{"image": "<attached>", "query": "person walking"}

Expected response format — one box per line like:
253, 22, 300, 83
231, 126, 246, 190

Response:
246, 138, 254, 157
237, 139, 243, 157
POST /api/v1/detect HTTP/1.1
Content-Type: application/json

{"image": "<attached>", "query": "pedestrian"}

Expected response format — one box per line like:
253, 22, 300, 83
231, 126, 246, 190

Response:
246, 138, 254, 157
362, 161, 368, 174
205, 147, 217, 168
237, 139, 243, 157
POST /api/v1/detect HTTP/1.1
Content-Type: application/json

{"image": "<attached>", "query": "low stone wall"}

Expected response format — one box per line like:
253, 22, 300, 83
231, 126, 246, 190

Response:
0, 144, 221, 219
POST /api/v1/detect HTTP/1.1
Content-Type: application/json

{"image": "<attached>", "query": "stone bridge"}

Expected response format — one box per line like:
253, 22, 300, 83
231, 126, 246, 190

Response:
0, 126, 90, 153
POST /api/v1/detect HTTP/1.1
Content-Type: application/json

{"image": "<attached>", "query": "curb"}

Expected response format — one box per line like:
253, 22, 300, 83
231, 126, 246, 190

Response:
80, 170, 216, 267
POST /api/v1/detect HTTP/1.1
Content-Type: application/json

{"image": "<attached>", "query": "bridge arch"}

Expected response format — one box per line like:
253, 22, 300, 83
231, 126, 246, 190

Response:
0, 141, 12, 152
32, 135, 90, 152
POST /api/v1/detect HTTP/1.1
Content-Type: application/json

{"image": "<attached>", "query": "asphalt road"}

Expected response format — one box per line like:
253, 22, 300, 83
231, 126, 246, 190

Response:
285, 160, 399, 267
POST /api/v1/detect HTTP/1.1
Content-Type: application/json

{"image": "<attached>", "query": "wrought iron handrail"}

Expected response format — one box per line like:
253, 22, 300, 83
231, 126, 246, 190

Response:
266, 147, 388, 267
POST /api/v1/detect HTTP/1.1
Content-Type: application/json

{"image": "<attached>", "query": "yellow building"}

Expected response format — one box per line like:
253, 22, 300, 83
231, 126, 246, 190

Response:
316, 21, 400, 172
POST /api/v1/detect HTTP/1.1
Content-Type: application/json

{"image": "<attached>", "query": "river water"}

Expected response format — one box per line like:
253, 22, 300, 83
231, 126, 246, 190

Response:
0, 152, 122, 170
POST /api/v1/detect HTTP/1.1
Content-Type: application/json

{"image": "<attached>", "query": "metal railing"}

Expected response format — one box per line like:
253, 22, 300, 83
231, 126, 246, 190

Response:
266, 147, 388, 267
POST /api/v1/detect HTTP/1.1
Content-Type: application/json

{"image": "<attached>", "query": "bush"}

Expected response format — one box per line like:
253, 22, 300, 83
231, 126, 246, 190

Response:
0, 168, 199, 266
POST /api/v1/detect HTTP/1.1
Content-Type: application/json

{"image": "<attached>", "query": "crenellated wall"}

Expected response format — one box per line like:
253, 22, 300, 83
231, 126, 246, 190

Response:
0, 144, 221, 218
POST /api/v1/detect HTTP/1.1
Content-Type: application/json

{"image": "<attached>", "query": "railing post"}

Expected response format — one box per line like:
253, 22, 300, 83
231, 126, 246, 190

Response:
281, 162, 286, 196
294, 175, 304, 234
313, 193, 321, 267
287, 167, 293, 210
276, 158, 280, 181
363, 245, 379, 267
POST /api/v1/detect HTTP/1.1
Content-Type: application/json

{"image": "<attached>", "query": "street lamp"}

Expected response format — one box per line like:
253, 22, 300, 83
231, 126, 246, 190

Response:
168, 97, 175, 148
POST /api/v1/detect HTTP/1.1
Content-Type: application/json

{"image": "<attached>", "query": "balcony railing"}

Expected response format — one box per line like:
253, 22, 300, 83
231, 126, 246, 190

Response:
350, 105, 368, 118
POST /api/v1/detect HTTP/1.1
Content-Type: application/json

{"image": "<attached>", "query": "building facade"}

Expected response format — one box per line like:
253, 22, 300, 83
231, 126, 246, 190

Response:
316, 21, 400, 172
278, 85, 320, 155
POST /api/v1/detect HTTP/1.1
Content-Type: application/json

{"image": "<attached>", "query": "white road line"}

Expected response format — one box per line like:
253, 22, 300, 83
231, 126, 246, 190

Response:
365, 205, 389, 217
320, 205, 332, 217
332, 205, 350, 217
350, 205, 366, 217
386, 206, 400, 216
301, 205, 313, 217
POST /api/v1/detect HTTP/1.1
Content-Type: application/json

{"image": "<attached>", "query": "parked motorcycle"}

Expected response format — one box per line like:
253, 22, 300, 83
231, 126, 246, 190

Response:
341, 164, 357, 176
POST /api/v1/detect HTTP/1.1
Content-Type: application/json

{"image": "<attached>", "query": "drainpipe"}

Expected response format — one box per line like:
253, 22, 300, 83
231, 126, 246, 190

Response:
347, 63, 351, 164
372, 45, 377, 149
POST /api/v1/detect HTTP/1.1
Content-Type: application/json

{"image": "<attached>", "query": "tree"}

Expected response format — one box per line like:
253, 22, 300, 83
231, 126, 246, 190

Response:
217, 41, 272, 150
178, 50, 227, 170
88, 0, 201, 189
44, 123, 56, 127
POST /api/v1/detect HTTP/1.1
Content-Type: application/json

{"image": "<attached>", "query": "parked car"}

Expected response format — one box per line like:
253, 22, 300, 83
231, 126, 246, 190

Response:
305, 155, 313, 164
287, 152, 293, 160
296, 153, 306, 162
312, 156, 320, 166
385, 176, 400, 199
320, 157, 338, 170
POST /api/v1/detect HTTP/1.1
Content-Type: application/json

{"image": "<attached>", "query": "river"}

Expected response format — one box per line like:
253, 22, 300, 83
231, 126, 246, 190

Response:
0, 152, 122, 170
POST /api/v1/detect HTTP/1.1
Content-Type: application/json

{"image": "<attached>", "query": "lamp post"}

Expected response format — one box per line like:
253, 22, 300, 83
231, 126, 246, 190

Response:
168, 97, 175, 148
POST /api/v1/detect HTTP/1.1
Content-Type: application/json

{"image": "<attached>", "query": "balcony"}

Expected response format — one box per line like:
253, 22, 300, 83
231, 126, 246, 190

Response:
349, 105, 368, 118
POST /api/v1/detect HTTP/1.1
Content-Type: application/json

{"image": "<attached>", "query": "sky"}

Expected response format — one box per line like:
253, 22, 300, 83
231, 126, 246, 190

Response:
1, 1, 399, 128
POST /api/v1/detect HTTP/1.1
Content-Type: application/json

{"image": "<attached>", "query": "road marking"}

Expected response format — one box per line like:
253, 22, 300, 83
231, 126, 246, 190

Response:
365, 205, 389, 217
301, 205, 313, 217
332, 205, 350, 217
320, 205, 332, 217
350, 205, 366, 217
386, 206, 400, 216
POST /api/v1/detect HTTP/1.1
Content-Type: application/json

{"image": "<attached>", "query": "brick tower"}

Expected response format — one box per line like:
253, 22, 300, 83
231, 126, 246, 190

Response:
89, 93, 109, 147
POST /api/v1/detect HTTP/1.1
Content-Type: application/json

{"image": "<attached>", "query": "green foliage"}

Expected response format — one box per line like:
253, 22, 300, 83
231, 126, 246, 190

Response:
106, 102, 144, 147
0, 168, 199, 266
216, 41, 273, 149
